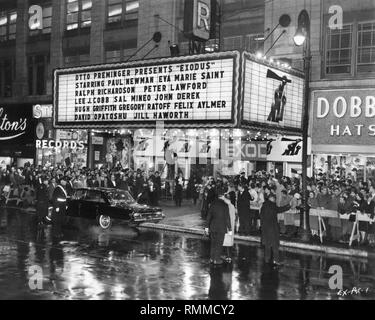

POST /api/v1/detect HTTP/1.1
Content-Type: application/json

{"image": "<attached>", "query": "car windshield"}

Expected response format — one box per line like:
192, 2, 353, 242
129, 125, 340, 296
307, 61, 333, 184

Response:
107, 190, 136, 203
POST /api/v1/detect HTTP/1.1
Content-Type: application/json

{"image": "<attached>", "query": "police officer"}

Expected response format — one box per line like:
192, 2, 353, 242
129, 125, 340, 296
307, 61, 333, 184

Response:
36, 176, 49, 226
51, 177, 68, 238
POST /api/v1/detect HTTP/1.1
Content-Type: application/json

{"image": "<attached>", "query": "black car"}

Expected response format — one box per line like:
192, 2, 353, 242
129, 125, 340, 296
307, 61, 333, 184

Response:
66, 188, 165, 230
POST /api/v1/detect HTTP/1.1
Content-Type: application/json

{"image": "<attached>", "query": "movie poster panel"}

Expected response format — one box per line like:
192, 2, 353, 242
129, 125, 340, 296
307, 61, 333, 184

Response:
242, 53, 304, 130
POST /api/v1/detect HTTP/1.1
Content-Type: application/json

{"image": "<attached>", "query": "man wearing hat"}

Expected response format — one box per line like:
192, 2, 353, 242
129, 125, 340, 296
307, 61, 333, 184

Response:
36, 175, 50, 226
51, 177, 69, 238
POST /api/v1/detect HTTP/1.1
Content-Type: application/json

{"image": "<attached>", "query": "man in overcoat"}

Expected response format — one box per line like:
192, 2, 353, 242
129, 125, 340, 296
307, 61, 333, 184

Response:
260, 194, 290, 266
237, 184, 253, 235
205, 192, 232, 265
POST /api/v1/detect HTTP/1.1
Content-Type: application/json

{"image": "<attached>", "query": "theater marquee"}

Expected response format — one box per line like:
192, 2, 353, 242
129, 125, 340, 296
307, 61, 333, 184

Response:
53, 51, 240, 129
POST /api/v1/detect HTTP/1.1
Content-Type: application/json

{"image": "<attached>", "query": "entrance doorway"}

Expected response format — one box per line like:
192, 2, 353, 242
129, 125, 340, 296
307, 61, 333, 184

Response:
256, 161, 267, 172
275, 162, 284, 179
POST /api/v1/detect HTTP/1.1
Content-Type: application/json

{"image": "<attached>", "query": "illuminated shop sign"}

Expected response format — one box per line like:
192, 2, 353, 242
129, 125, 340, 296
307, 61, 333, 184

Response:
0, 105, 35, 144
312, 89, 375, 146
242, 52, 304, 130
36, 140, 85, 150
0, 107, 27, 141
33, 104, 52, 119
54, 51, 239, 129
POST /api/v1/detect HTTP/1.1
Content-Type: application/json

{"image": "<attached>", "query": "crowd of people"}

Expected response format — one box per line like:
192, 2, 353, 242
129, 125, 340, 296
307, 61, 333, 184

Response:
1, 163, 375, 254
201, 169, 375, 265
0, 163, 165, 207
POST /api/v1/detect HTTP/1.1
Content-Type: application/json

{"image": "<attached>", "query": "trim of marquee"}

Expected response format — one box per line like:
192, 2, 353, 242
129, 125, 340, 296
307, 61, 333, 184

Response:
53, 51, 240, 129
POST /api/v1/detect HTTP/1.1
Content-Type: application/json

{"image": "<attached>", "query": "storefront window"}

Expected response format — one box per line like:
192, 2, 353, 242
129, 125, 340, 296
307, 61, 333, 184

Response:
313, 154, 371, 182
36, 129, 88, 168
366, 158, 375, 181
0, 157, 12, 170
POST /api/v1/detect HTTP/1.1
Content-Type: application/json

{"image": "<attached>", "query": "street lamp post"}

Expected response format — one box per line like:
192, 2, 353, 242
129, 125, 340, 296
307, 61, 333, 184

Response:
294, 10, 311, 242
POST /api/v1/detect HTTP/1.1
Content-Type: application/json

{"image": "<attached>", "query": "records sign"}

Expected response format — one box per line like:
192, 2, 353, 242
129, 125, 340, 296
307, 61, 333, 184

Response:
54, 51, 240, 129
242, 52, 304, 131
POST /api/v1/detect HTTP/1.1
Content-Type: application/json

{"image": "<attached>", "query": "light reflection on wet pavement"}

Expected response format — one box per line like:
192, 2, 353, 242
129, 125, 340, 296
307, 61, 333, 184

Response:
0, 207, 374, 300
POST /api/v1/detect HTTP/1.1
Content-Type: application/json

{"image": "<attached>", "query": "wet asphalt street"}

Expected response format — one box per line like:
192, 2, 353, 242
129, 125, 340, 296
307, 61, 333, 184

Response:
0, 207, 374, 300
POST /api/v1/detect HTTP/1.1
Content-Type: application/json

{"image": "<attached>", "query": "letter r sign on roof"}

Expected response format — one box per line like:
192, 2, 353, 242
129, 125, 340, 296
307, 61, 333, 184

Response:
184, 0, 211, 41
196, 0, 210, 36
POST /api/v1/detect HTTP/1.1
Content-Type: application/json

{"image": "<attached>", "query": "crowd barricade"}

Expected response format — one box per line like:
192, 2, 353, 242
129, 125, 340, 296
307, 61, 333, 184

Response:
1, 185, 36, 207
278, 208, 374, 246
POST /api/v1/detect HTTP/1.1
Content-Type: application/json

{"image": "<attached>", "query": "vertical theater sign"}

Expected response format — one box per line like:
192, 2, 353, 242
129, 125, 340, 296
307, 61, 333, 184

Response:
184, 0, 211, 41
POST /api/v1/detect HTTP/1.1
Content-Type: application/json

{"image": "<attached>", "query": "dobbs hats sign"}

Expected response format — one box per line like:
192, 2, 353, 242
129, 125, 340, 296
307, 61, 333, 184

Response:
312, 89, 375, 147
0, 104, 35, 146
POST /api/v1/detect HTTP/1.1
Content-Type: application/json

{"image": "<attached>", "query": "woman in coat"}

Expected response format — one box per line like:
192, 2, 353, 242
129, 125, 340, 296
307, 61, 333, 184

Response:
222, 193, 236, 263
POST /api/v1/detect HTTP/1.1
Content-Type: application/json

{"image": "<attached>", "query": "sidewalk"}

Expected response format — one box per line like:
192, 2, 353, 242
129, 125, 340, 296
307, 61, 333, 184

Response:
141, 200, 375, 259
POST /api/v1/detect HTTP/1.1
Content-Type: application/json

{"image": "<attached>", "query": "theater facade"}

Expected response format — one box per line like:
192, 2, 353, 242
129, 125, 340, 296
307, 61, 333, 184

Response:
52, 51, 305, 179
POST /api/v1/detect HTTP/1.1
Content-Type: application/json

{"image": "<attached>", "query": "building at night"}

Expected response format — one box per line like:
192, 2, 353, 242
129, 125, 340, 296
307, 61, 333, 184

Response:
0, 0, 307, 179
265, 0, 375, 181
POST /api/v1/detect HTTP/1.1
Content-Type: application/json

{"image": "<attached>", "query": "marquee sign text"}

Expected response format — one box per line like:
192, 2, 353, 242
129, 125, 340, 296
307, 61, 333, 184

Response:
54, 52, 239, 128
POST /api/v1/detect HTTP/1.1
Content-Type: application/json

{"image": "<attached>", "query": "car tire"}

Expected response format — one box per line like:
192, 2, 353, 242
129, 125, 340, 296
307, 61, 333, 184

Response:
98, 215, 112, 230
